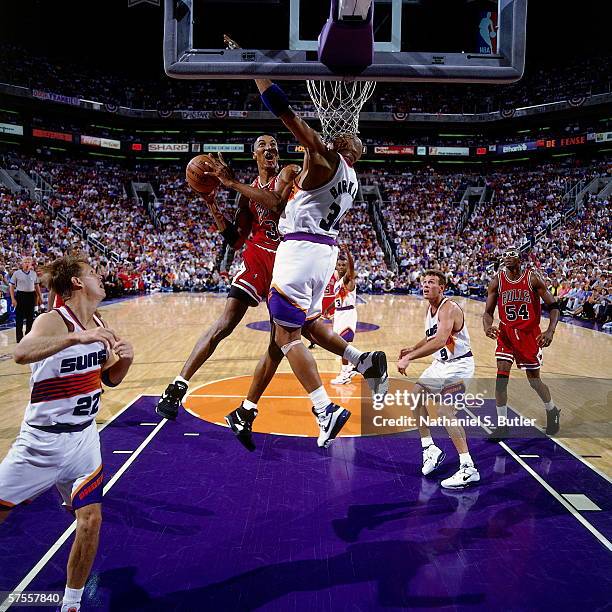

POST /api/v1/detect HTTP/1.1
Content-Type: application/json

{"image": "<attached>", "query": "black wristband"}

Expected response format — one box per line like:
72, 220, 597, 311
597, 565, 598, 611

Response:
101, 369, 118, 387
548, 301, 561, 312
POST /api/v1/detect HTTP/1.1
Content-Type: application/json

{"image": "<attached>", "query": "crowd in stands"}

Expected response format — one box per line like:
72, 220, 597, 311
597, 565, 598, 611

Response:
1, 43, 610, 115
1, 150, 610, 327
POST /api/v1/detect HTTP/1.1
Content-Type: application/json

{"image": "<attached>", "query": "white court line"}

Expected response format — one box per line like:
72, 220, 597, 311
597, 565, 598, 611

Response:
505, 404, 612, 484
112, 450, 134, 454
519, 454, 540, 458
500, 442, 611, 551
139, 422, 158, 426
183, 433, 200, 436
463, 406, 612, 552
0, 395, 165, 612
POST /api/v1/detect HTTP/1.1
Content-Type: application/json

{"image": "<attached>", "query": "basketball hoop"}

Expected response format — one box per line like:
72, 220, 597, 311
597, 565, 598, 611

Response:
306, 80, 376, 142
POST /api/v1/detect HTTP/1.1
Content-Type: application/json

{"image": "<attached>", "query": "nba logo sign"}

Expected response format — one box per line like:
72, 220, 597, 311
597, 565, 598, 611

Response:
477, 11, 498, 54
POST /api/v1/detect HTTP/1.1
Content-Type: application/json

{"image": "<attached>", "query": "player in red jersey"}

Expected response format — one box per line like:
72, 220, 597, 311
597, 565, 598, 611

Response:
483, 247, 561, 439
308, 271, 338, 349
155, 134, 299, 419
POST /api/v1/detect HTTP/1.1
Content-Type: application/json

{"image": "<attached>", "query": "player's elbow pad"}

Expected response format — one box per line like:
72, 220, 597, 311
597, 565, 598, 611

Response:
221, 223, 241, 247
261, 84, 290, 117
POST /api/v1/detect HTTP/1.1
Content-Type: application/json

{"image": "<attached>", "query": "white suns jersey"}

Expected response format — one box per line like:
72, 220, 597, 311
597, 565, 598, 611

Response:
334, 277, 357, 310
24, 306, 107, 427
279, 154, 358, 238
425, 298, 472, 362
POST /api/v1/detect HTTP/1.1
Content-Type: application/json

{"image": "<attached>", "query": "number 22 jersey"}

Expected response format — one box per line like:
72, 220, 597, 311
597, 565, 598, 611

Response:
24, 306, 107, 427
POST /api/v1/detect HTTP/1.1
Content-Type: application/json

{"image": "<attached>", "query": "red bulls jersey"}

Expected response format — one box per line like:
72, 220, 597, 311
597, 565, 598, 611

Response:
234, 176, 281, 253
498, 269, 541, 331
322, 273, 338, 316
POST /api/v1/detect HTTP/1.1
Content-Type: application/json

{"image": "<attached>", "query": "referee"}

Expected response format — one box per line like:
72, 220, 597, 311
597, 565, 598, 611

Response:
9, 257, 42, 343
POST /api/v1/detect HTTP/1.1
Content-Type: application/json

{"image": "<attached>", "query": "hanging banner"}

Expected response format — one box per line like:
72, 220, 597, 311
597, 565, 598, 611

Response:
201, 143, 245, 153
148, 143, 190, 152
374, 146, 415, 155
428, 146, 470, 156
32, 129, 72, 142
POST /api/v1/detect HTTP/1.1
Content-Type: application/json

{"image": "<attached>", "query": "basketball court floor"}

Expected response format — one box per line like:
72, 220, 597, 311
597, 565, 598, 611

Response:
1, 293, 610, 610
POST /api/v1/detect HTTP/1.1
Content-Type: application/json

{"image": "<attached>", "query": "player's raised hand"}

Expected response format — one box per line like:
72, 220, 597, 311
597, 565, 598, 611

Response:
76, 327, 119, 353
537, 329, 555, 348
201, 153, 235, 187
485, 325, 499, 340
223, 34, 241, 49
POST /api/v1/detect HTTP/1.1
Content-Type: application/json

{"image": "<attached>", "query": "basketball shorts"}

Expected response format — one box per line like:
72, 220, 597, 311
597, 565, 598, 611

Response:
231, 243, 276, 306
417, 356, 475, 396
496, 324, 543, 370
0, 421, 103, 511
333, 307, 357, 342
268, 239, 339, 328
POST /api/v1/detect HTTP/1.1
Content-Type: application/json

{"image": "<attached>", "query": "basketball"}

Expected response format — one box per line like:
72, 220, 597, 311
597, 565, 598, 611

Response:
186, 155, 219, 194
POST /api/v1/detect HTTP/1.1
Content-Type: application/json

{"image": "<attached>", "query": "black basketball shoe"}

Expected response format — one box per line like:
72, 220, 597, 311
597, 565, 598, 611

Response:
225, 403, 258, 452
155, 381, 188, 420
545, 407, 561, 436
355, 351, 389, 397
488, 424, 509, 442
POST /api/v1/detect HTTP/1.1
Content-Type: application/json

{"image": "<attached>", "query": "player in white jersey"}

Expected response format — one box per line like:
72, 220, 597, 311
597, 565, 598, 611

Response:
0, 254, 133, 612
397, 270, 480, 489
201, 70, 388, 449
331, 247, 358, 385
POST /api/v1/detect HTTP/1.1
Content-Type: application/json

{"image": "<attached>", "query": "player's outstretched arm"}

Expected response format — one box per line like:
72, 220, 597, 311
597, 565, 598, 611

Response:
341, 246, 356, 292
13, 311, 118, 365
483, 275, 500, 339
531, 272, 560, 347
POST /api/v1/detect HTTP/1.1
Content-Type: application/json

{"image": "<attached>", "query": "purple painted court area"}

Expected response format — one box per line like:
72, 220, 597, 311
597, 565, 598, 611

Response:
247, 319, 380, 333
1, 396, 611, 611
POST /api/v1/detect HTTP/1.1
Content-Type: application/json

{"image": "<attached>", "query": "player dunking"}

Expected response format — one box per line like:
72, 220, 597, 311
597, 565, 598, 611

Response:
0, 255, 133, 612
397, 270, 480, 488
155, 134, 297, 419
483, 247, 561, 439
330, 247, 358, 385
202, 69, 388, 448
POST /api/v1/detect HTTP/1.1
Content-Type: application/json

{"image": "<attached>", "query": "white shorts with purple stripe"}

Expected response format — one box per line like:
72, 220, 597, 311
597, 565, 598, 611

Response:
269, 235, 339, 328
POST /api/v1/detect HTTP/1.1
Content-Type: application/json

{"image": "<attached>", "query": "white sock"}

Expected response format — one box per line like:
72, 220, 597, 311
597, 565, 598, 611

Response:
459, 452, 473, 466
496, 404, 508, 419
343, 345, 363, 366
544, 400, 555, 411
421, 436, 434, 448
62, 604, 81, 612
63, 586, 84, 606
243, 399, 257, 411
309, 386, 331, 413
174, 375, 189, 387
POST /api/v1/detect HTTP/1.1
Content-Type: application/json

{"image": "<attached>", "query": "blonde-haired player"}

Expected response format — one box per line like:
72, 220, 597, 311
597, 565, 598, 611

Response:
331, 246, 358, 385
0, 255, 133, 612
397, 270, 480, 489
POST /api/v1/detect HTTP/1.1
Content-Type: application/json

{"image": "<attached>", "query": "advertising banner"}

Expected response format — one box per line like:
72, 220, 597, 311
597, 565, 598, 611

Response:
428, 146, 470, 156
149, 143, 190, 152
374, 146, 415, 155
32, 129, 72, 142
0, 123, 24, 136
201, 143, 245, 153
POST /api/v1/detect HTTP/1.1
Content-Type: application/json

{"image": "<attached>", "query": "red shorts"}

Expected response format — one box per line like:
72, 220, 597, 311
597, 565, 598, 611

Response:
231, 244, 276, 305
496, 324, 543, 370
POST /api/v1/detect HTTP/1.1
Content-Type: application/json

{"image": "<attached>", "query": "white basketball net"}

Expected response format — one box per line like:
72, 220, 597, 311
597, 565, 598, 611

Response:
306, 80, 376, 142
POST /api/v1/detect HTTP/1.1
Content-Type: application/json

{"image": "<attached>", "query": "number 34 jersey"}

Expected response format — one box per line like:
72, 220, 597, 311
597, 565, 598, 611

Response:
497, 269, 541, 331
24, 306, 108, 427
279, 154, 358, 238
